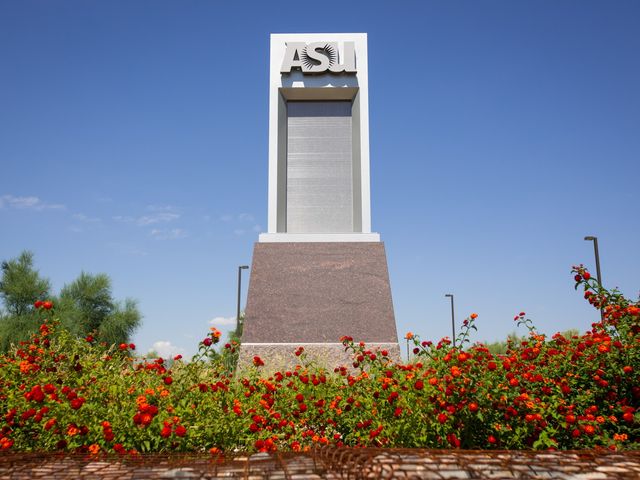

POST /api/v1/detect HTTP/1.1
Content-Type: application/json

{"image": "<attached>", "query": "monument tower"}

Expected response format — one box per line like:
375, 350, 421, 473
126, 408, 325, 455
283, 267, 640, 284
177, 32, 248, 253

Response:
239, 33, 399, 369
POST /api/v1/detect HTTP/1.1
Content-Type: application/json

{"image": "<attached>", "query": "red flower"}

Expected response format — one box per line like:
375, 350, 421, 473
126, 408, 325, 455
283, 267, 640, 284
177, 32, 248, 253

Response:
34, 301, 43, 309
140, 413, 153, 426
21, 409, 36, 421
42, 301, 53, 310
44, 418, 57, 431
468, 402, 479, 413
70, 398, 85, 410
447, 433, 461, 448
437, 413, 448, 424
163, 376, 173, 385
253, 356, 264, 367
414, 380, 424, 391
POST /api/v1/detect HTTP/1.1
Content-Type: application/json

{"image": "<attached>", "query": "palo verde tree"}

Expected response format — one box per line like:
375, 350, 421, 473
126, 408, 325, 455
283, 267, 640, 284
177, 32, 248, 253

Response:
57, 272, 141, 346
0, 251, 50, 317
0, 251, 141, 351
0, 251, 51, 351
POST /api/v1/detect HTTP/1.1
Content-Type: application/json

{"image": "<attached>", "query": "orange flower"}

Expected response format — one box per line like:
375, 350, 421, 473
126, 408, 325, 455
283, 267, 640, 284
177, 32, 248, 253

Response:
88, 444, 100, 455
470, 313, 478, 319
405, 332, 414, 340
67, 425, 80, 436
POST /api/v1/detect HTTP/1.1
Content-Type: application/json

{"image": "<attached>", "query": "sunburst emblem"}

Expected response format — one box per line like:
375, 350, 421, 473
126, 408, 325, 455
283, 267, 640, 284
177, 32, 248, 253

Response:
300, 43, 338, 69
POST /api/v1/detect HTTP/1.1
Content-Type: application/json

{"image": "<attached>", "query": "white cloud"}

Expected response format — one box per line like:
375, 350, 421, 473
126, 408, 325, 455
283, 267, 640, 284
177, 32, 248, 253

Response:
72, 213, 101, 223
233, 229, 245, 236
113, 210, 180, 226
137, 212, 180, 226
238, 213, 255, 222
0, 195, 65, 211
209, 316, 236, 327
112, 215, 134, 223
150, 341, 185, 358
150, 228, 188, 240
220, 214, 233, 222
146, 205, 178, 212
252, 224, 262, 232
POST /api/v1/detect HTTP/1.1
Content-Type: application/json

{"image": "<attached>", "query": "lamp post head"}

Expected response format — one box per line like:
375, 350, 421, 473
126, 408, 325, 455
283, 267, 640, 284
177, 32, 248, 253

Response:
445, 294, 453, 298
240, 265, 249, 270
584, 236, 597, 241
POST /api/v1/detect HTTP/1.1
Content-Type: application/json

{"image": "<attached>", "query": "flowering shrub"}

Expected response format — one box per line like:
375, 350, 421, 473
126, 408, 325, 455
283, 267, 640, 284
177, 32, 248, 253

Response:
0, 266, 637, 454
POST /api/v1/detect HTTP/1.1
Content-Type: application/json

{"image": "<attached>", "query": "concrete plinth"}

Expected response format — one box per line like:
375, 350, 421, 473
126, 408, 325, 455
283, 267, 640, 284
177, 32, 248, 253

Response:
238, 242, 399, 371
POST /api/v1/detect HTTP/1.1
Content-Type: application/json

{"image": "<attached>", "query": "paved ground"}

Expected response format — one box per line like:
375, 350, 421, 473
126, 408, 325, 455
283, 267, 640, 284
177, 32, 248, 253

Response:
0, 448, 639, 479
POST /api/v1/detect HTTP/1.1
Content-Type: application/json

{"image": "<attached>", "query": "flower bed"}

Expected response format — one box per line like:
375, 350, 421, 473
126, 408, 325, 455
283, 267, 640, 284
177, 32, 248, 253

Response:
0, 267, 637, 453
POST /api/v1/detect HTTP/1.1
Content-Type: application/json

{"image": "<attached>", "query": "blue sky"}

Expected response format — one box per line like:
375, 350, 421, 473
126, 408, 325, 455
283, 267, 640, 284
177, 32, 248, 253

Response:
1, 1, 638, 359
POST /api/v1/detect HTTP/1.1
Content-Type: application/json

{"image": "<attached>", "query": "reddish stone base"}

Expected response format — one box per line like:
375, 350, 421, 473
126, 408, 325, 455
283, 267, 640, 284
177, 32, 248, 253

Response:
240, 242, 399, 370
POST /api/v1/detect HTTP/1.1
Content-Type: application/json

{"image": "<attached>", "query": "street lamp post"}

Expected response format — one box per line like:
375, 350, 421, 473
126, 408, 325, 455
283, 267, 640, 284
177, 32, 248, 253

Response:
237, 265, 249, 332
445, 294, 455, 347
584, 236, 602, 286
584, 236, 603, 320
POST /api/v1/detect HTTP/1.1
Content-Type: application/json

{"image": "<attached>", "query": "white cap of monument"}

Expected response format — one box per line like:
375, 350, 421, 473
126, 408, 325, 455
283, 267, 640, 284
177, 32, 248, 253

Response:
260, 33, 380, 243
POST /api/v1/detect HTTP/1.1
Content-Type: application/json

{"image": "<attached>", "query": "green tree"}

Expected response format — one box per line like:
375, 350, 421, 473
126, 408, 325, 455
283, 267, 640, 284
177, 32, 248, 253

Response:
0, 251, 50, 316
58, 272, 141, 345
0, 251, 51, 351
0, 251, 141, 351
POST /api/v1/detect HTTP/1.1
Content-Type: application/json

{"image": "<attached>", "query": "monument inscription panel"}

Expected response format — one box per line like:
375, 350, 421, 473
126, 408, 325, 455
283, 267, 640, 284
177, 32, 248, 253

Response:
286, 101, 353, 233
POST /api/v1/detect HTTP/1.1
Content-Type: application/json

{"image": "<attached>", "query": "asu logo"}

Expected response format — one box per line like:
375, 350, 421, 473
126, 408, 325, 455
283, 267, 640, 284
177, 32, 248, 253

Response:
280, 42, 357, 74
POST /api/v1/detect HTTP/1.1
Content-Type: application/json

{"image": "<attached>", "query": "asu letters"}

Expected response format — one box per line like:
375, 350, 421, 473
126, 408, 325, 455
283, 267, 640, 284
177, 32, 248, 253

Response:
280, 42, 357, 74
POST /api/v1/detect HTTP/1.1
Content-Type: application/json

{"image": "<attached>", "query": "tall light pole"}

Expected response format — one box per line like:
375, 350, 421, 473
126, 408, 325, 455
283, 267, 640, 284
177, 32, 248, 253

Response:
237, 265, 249, 332
584, 236, 603, 320
584, 236, 602, 286
445, 294, 456, 347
